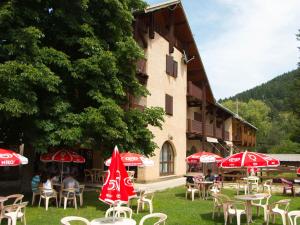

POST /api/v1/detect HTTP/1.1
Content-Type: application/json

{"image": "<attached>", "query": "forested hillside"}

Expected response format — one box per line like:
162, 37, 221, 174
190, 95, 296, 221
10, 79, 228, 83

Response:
223, 69, 299, 116
220, 68, 300, 153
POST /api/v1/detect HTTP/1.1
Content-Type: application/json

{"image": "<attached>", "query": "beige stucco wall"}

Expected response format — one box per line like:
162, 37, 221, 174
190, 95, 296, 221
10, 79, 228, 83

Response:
137, 32, 187, 182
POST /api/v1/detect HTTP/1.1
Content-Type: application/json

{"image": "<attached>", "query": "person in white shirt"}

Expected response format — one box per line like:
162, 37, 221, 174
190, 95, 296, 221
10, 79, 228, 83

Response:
41, 173, 54, 196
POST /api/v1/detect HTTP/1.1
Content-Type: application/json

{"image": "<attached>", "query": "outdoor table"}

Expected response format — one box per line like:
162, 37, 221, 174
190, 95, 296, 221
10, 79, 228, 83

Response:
234, 193, 269, 223
91, 217, 136, 225
195, 181, 213, 199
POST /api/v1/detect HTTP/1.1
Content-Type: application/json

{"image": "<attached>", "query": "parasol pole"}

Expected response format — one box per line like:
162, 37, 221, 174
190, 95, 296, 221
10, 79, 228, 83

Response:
61, 162, 64, 183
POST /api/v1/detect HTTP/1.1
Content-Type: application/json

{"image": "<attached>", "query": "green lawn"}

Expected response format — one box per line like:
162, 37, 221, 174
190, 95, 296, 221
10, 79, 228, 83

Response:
18, 187, 300, 224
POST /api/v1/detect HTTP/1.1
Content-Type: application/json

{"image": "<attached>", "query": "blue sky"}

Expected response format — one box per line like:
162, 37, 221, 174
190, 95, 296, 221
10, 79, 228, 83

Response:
146, 0, 300, 99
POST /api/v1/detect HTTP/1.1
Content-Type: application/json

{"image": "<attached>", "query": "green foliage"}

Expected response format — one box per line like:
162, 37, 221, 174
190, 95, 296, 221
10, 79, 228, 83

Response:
269, 140, 300, 154
222, 69, 300, 115
0, 0, 164, 156
221, 67, 300, 153
222, 99, 272, 145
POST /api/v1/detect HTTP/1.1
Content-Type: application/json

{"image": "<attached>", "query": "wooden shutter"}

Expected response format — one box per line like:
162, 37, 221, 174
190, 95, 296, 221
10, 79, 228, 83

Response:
194, 112, 202, 122
166, 55, 174, 75
165, 94, 173, 116
173, 60, 178, 77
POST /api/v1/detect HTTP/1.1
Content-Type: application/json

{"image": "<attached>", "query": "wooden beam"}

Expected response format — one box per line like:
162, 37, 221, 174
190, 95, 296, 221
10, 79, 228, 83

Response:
168, 10, 175, 54
149, 13, 155, 39
201, 83, 207, 151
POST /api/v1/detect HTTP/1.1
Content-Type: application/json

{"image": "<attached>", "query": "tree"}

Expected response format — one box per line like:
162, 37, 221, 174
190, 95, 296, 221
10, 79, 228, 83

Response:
0, 0, 165, 156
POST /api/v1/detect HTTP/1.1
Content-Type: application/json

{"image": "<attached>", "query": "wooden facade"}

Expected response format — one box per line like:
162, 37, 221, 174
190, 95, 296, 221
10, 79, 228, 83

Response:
232, 118, 256, 147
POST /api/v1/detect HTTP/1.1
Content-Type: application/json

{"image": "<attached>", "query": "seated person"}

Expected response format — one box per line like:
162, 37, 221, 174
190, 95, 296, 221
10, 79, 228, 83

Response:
205, 169, 215, 182
62, 172, 80, 194
41, 173, 54, 195
31, 171, 41, 193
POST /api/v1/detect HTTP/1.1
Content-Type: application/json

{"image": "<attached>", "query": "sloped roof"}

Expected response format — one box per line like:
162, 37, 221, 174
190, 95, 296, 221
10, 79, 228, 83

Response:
266, 154, 300, 162
216, 102, 258, 130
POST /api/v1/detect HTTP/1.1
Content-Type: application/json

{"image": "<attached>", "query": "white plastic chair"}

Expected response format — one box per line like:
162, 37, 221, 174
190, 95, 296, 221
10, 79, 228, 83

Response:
2, 201, 28, 225
251, 194, 271, 222
247, 176, 259, 193
105, 206, 133, 219
75, 185, 85, 207
61, 216, 90, 225
38, 187, 58, 211
266, 199, 290, 225
223, 201, 247, 225
31, 191, 40, 205
59, 188, 77, 210
137, 191, 154, 214
139, 213, 167, 225
262, 179, 272, 194
5, 194, 24, 205
288, 211, 300, 225
211, 193, 231, 219
185, 183, 200, 201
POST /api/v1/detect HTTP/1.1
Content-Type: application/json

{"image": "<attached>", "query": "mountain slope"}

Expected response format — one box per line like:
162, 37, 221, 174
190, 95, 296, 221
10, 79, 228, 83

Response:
222, 69, 300, 114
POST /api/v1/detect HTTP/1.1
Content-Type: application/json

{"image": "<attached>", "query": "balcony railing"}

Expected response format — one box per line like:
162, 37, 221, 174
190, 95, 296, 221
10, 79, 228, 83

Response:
187, 119, 203, 135
187, 81, 202, 102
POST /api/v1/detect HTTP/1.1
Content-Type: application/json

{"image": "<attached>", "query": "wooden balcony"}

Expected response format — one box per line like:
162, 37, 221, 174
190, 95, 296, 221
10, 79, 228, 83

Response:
187, 119, 203, 135
187, 81, 202, 106
205, 123, 214, 137
233, 133, 242, 142
136, 58, 148, 84
216, 128, 222, 139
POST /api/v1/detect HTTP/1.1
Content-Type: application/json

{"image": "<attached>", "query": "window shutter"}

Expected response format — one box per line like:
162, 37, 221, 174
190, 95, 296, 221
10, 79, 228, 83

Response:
166, 55, 174, 75
194, 112, 202, 122
165, 94, 173, 116
173, 60, 178, 77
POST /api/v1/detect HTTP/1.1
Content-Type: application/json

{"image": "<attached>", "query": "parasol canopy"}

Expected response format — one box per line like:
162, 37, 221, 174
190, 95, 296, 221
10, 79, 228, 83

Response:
186, 151, 223, 164
218, 150, 280, 168
0, 148, 28, 166
105, 152, 154, 167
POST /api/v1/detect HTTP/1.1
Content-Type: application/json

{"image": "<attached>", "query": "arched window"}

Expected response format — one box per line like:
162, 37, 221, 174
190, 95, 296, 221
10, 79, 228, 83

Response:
160, 142, 174, 176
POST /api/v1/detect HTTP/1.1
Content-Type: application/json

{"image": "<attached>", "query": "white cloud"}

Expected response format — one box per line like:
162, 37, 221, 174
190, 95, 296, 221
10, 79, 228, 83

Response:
197, 0, 300, 99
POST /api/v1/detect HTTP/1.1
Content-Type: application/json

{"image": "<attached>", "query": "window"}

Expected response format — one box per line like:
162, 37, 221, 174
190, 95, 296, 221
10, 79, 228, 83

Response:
166, 55, 178, 77
165, 94, 173, 116
160, 142, 174, 176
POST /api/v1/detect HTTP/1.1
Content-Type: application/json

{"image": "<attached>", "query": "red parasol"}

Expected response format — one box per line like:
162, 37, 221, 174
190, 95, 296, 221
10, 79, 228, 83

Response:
104, 152, 154, 167
0, 148, 28, 166
99, 146, 136, 206
297, 167, 300, 175
186, 151, 223, 164
218, 151, 280, 168
40, 149, 85, 163
40, 149, 85, 182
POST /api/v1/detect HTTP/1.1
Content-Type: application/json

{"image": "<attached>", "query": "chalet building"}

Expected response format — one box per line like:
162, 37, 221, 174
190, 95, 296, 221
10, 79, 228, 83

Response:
123, 0, 258, 182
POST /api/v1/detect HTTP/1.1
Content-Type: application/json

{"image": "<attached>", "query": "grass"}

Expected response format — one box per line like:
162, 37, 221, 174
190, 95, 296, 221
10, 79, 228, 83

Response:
16, 187, 300, 224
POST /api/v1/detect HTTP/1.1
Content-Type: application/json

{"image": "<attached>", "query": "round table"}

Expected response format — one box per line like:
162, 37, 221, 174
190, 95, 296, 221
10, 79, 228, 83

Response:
195, 181, 213, 199
91, 217, 136, 225
235, 193, 268, 223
